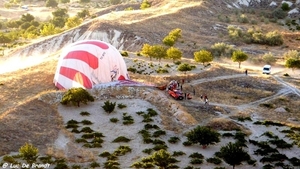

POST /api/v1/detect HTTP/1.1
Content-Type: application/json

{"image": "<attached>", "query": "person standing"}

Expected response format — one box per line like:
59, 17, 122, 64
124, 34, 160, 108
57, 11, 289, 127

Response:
245, 69, 248, 76
205, 97, 209, 105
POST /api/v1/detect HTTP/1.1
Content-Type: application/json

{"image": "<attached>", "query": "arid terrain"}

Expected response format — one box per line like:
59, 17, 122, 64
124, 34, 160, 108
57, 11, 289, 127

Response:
0, 0, 300, 168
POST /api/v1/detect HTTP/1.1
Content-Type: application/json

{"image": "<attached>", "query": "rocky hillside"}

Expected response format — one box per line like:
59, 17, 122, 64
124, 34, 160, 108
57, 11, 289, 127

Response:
3, 0, 300, 66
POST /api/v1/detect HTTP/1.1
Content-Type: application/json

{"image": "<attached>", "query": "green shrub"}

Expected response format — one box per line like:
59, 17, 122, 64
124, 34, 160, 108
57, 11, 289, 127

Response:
122, 113, 134, 125
90, 161, 100, 168
112, 136, 131, 143
172, 151, 186, 156
168, 136, 180, 144
117, 103, 127, 109
183, 141, 192, 146
283, 73, 289, 76
186, 126, 220, 148
120, 51, 128, 57
153, 130, 166, 137
71, 164, 81, 169
110, 118, 119, 123
80, 127, 94, 133
207, 157, 222, 164
75, 138, 88, 143
60, 87, 94, 107
189, 152, 204, 159
190, 158, 203, 164
81, 120, 93, 125
80, 111, 90, 116
114, 145, 132, 156
144, 124, 159, 130
99, 151, 111, 158
2, 155, 17, 163
142, 148, 153, 154
127, 67, 137, 73
102, 100, 116, 113
19, 143, 39, 163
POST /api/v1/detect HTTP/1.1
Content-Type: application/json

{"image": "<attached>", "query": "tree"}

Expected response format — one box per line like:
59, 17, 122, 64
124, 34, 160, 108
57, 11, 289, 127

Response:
177, 63, 193, 74
52, 8, 69, 18
169, 28, 182, 39
77, 9, 90, 19
219, 142, 250, 169
46, 0, 58, 8
19, 143, 39, 164
194, 49, 213, 65
20, 13, 35, 23
285, 58, 300, 71
40, 23, 59, 36
163, 35, 176, 46
231, 50, 248, 68
151, 45, 167, 63
65, 16, 83, 29
60, 87, 94, 107
51, 17, 66, 28
140, 0, 151, 10
141, 43, 153, 60
167, 47, 182, 62
186, 126, 220, 148
262, 52, 276, 65
102, 100, 116, 113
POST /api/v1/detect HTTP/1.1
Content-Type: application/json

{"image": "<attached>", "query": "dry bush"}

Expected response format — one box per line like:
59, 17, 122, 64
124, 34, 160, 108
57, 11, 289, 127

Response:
206, 118, 246, 132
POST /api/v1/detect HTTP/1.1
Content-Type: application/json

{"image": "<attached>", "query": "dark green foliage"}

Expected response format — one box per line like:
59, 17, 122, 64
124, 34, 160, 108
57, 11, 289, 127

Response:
289, 157, 300, 166
75, 138, 88, 143
120, 51, 128, 57
112, 136, 131, 143
102, 100, 116, 113
262, 164, 274, 169
206, 157, 222, 164
103, 160, 120, 169
144, 124, 160, 130
81, 120, 93, 125
260, 153, 288, 163
60, 88, 94, 107
168, 136, 180, 144
65, 123, 79, 129
186, 126, 220, 147
113, 145, 132, 156
219, 142, 250, 169
262, 131, 278, 139
190, 158, 203, 164
189, 152, 204, 159
99, 151, 111, 158
122, 113, 134, 125
141, 114, 154, 123
172, 151, 186, 156
80, 111, 90, 116
183, 141, 193, 146
142, 148, 153, 154
237, 116, 252, 122
136, 111, 145, 115
151, 139, 165, 146
254, 120, 284, 126
281, 2, 290, 11
91, 137, 104, 144
2, 155, 17, 164
54, 162, 69, 169
152, 130, 166, 137
270, 139, 293, 149
117, 103, 127, 109
46, 0, 58, 8
39, 156, 54, 164
110, 118, 119, 123
127, 67, 137, 73
177, 63, 193, 73
81, 132, 104, 139
80, 127, 94, 133
90, 161, 100, 168
147, 108, 158, 116
222, 132, 234, 137
71, 128, 80, 133
153, 144, 168, 151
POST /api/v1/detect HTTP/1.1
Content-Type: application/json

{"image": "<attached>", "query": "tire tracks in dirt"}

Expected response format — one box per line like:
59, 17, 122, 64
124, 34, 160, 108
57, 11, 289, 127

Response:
185, 73, 300, 111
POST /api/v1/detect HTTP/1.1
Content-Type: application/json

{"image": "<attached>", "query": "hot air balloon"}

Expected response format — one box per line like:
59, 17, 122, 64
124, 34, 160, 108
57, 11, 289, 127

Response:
53, 40, 130, 89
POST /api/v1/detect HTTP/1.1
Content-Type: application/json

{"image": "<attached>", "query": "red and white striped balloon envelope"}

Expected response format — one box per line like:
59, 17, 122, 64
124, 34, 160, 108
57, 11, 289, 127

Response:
53, 40, 130, 89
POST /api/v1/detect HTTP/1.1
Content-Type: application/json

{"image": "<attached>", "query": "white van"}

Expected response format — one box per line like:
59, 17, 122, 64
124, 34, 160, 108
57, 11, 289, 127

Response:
262, 65, 271, 74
